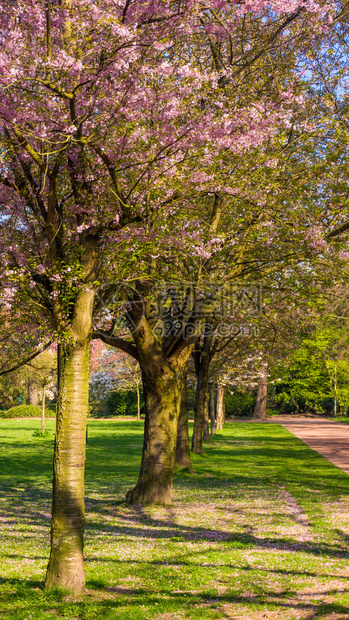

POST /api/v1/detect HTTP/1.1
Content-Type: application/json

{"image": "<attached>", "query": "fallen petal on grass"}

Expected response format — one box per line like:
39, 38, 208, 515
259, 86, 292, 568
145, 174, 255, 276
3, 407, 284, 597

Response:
1, 419, 349, 619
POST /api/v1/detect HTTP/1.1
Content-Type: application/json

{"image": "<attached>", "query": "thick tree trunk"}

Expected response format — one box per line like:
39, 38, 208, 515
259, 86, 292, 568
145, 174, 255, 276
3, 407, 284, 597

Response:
216, 385, 225, 431
45, 343, 90, 593
28, 380, 38, 406
126, 363, 183, 505
209, 385, 216, 436
99, 309, 195, 506
175, 373, 192, 470
41, 385, 46, 432
253, 361, 268, 420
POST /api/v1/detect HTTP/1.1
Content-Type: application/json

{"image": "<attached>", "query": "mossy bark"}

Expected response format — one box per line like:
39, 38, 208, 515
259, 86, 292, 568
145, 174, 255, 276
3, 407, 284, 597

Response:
175, 372, 192, 470
45, 342, 90, 592
126, 363, 183, 505
45, 234, 96, 594
98, 309, 195, 506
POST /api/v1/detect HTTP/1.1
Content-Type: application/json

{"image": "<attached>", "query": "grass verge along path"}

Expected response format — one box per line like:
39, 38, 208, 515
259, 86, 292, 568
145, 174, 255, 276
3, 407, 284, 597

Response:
0, 420, 349, 620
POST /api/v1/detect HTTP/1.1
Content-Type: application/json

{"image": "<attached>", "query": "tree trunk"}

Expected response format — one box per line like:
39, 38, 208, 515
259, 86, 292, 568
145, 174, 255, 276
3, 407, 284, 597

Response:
28, 380, 38, 406
45, 234, 96, 594
209, 385, 216, 435
41, 385, 46, 432
126, 362, 183, 505
45, 342, 90, 593
136, 385, 140, 421
216, 385, 225, 431
253, 361, 268, 420
192, 351, 210, 454
99, 309, 195, 506
175, 372, 192, 470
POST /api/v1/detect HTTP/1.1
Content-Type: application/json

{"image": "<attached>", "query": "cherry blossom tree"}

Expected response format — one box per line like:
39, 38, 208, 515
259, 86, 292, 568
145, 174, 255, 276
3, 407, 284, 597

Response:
89, 341, 142, 417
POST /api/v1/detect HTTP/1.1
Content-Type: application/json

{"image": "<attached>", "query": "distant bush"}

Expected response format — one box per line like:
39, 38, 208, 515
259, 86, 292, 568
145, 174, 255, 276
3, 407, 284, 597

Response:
0, 405, 54, 418
225, 390, 256, 418
90, 390, 144, 418
274, 391, 298, 415
320, 397, 336, 416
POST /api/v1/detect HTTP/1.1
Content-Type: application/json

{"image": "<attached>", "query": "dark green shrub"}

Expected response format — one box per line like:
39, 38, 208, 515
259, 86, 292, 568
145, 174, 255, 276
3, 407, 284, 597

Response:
1, 405, 43, 418
225, 390, 256, 418
91, 390, 145, 418
274, 392, 298, 415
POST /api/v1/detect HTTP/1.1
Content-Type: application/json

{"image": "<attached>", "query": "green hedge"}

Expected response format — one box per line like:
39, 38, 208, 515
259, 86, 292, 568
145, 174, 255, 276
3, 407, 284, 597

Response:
0, 405, 53, 418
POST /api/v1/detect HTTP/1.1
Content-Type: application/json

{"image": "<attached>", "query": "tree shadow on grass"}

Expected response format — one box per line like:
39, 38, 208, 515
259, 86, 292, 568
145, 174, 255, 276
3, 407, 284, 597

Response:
83, 507, 349, 561
1, 577, 349, 620
2, 482, 349, 563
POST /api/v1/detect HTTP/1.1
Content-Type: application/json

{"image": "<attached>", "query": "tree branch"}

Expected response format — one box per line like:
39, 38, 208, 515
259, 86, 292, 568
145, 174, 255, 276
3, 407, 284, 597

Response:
92, 330, 139, 361
327, 221, 349, 239
0, 340, 53, 377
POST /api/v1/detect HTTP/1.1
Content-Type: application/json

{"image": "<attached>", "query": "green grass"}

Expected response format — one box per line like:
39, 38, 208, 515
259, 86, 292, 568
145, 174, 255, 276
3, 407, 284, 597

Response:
1, 419, 349, 619
331, 417, 349, 424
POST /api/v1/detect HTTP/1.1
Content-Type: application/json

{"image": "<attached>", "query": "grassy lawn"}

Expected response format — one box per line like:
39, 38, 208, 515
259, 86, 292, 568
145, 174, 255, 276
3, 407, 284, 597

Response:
331, 418, 349, 424
1, 420, 349, 619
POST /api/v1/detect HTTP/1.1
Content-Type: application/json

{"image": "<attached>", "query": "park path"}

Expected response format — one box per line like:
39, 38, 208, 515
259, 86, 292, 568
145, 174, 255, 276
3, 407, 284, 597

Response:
268, 417, 349, 475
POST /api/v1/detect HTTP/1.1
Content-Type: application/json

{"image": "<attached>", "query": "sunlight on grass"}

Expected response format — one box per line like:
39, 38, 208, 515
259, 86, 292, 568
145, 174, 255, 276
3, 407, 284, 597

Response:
1, 420, 349, 619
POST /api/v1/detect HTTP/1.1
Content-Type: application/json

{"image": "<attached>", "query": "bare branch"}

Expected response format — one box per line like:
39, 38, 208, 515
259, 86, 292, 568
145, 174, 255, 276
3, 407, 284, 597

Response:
0, 340, 53, 377
92, 330, 139, 361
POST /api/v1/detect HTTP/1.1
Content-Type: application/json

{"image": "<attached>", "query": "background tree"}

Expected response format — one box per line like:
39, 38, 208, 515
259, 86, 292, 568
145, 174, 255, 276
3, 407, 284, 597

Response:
25, 349, 57, 431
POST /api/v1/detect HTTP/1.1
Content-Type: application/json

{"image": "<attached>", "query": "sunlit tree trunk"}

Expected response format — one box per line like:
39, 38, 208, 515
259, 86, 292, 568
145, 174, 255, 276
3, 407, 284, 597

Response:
45, 342, 90, 592
45, 236, 96, 593
253, 361, 268, 420
216, 385, 225, 431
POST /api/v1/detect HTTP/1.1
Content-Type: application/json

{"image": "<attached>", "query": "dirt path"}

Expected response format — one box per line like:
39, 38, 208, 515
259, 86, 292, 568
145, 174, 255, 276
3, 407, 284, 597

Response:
268, 416, 349, 475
